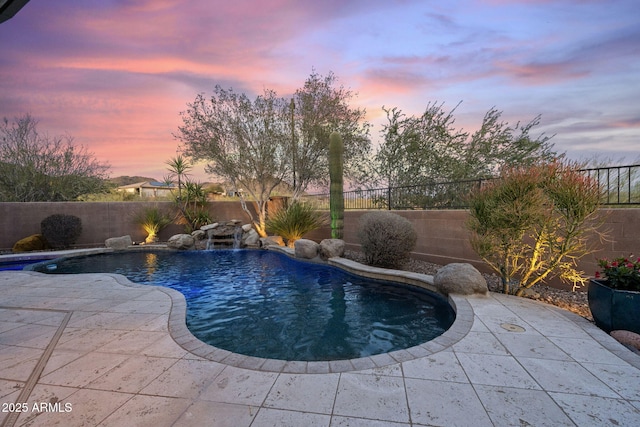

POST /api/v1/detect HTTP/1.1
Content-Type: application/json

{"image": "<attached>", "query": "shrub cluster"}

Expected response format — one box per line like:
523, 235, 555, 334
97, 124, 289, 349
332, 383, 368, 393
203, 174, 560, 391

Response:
266, 202, 326, 247
40, 214, 82, 249
358, 211, 417, 268
467, 161, 603, 295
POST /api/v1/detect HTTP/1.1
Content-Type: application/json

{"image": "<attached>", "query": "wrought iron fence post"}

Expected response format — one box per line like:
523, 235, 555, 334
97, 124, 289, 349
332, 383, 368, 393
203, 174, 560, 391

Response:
387, 187, 392, 210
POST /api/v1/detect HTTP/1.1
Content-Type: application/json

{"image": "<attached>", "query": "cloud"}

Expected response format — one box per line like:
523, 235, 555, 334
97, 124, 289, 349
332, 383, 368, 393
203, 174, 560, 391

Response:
1, 0, 638, 179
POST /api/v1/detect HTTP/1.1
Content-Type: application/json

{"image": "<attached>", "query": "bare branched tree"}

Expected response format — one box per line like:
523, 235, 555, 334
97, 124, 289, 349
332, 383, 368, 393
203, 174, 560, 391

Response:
176, 87, 290, 236
0, 114, 110, 201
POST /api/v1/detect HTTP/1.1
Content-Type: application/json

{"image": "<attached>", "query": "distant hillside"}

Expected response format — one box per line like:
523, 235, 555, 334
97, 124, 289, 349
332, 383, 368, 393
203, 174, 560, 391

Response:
109, 176, 158, 186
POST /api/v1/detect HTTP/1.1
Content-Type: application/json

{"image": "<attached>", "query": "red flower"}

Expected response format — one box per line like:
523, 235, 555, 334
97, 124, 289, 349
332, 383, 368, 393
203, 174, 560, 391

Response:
595, 271, 601, 278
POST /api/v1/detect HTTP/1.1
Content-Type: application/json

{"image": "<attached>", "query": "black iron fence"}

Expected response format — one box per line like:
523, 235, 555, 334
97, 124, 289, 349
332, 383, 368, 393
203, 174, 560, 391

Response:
582, 164, 640, 205
302, 164, 640, 210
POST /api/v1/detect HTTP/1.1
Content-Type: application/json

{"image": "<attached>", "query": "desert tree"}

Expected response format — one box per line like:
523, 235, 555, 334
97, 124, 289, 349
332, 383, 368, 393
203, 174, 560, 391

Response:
371, 103, 560, 188
176, 86, 290, 236
462, 108, 558, 178
373, 103, 468, 188
0, 114, 110, 201
288, 70, 371, 198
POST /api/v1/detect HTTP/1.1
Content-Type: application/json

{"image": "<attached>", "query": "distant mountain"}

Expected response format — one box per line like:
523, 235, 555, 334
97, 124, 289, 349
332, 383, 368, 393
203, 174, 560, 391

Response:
109, 176, 158, 186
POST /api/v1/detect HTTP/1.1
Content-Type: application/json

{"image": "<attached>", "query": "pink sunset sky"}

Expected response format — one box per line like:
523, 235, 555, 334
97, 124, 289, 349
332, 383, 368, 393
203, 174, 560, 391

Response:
1, 0, 638, 182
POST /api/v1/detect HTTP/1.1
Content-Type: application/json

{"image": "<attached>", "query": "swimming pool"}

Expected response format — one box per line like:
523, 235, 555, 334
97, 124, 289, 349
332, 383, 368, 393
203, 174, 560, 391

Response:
0, 257, 55, 271
32, 249, 455, 361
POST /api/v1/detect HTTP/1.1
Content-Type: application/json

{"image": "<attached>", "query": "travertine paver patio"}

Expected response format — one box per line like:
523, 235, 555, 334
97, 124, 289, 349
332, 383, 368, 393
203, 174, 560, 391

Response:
1, 266, 639, 426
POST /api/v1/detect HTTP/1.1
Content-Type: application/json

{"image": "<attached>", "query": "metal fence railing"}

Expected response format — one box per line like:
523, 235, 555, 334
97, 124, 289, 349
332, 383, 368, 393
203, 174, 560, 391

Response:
301, 164, 640, 210
581, 164, 640, 205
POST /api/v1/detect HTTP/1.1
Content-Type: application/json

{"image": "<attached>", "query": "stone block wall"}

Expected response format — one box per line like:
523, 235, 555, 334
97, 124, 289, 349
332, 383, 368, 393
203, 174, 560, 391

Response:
2, 202, 638, 291
0, 201, 249, 250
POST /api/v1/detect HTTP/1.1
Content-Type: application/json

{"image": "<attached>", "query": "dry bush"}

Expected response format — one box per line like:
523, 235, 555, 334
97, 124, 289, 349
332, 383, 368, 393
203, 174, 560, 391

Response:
358, 211, 417, 268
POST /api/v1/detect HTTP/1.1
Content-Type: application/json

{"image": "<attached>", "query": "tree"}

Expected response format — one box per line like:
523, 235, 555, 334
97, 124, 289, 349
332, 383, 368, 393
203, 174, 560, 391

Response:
371, 103, 559, 188
467, 161, 604, 296
0, 114, 110, 201
462, 108, 558, 178
165, 154, 192, 201
289, 71, 371, 198
176, 86, 290, 236
373, 103, 467, 188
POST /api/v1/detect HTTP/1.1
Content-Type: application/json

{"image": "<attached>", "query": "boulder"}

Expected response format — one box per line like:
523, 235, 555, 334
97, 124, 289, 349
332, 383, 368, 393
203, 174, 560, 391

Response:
319, 239, 345, 260
260, 236, 285, 248
243, 229, 260, 246
241, 223, 253, 232
200, 223, 219, 232
434, 263, 488, 295
105, 235, 132, 250
191, 230, 206, 241
12, 234, 50, 252
167, 234, 195, 250
611, 330, 640, 351
294, 239, 319, 259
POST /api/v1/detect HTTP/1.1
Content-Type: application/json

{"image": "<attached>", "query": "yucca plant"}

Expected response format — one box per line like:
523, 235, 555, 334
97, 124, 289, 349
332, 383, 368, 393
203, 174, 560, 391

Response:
266, 201, 326, 247
134, 207, 172, 244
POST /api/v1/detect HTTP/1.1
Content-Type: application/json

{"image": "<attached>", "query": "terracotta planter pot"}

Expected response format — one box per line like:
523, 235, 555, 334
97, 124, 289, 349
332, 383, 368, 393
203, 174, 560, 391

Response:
588, 279, 640, 334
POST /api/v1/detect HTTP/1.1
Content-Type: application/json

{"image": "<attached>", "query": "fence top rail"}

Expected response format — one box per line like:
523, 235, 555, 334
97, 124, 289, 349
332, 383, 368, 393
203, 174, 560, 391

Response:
305, 177, 490, 197
303, 164, 639, 208
579, 164, 640, 172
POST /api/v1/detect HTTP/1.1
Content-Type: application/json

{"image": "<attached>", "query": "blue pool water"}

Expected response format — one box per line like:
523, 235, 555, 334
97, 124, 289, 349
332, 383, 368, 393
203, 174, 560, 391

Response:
32, 250, 455, 361
0, 258, 52, 271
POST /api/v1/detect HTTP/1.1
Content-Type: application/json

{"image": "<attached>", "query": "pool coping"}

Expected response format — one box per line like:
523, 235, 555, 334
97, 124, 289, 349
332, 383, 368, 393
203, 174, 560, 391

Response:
3, 246, 474, 373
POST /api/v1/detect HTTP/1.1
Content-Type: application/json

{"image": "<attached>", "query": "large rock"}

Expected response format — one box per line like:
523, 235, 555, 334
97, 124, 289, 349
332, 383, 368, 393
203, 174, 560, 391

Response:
241, 223, 253, 232
243, 229, 260, 246
319, 239, 345, 260
191, 230, 206, 241
611, 330, 640, 351
434, 263, 488, 295
260, 236, 285, 248
294, 239, 319, 259
167, 234, 195, 250
105, 235, 132, 250
13, 234, 50, 252
200, 223, 219, 232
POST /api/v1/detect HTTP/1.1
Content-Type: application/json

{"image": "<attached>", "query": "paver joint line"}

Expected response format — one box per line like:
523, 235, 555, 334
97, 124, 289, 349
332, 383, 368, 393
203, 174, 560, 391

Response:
0, 308, 73, 427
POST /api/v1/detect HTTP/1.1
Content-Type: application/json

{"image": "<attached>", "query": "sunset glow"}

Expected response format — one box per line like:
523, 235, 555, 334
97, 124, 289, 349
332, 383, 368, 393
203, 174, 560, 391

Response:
1, 0, 638, 181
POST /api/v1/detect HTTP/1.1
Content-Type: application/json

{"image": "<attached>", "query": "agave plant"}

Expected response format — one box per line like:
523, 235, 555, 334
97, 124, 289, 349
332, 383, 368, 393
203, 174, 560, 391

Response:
266, 201, 326, 247
134, 207, 172, 244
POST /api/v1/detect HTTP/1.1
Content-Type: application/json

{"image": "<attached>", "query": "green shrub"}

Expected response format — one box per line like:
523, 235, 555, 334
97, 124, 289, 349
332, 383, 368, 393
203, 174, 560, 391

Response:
358, 211, 417, 268
266, 201, 326, 247
40, 214, 82, 249
467, 161, 604, 295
